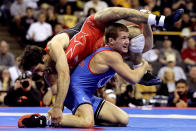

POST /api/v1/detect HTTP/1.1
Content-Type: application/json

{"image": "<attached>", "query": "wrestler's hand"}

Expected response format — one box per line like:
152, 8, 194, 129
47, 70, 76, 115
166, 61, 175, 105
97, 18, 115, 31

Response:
48, 107, 63, 126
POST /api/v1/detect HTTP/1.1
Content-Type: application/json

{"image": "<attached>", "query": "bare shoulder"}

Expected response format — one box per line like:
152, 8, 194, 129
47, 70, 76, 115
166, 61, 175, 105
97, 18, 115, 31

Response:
48, 33, 69, 50
51, 33, 69, 41
100, 50, 123, 64
47, 33, 69, 62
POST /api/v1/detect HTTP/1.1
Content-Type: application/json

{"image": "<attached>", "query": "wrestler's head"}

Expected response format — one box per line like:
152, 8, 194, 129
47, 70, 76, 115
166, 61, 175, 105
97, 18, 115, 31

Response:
118, 20, 143, 39
127, 25, 142, 39
105, 23, 129, 53
116, 20, 145, 55
19, 45, 47, 72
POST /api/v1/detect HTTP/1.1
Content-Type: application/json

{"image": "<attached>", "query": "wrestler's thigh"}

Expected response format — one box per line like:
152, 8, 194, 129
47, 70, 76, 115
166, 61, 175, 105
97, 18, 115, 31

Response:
98, 101, 129, 126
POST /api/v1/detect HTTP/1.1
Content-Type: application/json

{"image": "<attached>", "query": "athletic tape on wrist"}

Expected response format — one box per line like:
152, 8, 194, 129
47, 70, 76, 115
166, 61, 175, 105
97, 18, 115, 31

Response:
129, 34, 145, 53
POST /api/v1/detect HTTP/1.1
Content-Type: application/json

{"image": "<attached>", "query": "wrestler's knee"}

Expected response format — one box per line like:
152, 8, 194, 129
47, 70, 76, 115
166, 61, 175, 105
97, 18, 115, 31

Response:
76, 104, 95, 128
117, 113, 129, 126
81, 117, 95, 128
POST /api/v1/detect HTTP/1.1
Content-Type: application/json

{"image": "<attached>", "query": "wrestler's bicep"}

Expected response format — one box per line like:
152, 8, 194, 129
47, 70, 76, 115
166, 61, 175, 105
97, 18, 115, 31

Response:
105, 52, 135, 84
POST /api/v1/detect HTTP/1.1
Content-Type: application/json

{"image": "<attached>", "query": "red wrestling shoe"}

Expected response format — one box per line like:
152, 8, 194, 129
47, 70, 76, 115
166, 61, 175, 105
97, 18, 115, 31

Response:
18, 113, 47, 128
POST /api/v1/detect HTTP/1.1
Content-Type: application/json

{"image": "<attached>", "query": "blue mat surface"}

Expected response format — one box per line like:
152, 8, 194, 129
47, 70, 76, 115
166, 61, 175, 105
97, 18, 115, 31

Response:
0, 107, 196, 131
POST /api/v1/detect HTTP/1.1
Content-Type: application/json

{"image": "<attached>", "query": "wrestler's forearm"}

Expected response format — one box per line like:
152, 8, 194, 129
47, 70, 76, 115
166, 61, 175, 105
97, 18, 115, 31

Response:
95, 7, 148, 27
110, 55, 148, 84
54, 75, 69, 109
143, 24, 153, 53
54, 62, 70, 109
121, 65, 147, 84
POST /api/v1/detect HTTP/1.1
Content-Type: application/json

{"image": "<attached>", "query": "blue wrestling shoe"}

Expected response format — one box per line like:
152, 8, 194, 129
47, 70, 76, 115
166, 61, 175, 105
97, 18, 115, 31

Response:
18, 113, 47, 128
163, 8, 184, 30
138, 71, 162, 86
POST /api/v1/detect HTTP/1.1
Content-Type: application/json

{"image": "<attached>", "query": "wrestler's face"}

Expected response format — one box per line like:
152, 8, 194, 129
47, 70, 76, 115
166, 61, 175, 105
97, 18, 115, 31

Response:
31, 63, 46, 74
111, 31, 129, 53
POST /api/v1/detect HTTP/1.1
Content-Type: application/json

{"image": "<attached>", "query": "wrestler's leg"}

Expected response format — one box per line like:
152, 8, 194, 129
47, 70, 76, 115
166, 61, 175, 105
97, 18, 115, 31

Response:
96, 101, 129, 126
96, 8, 184, 30
60, 104, 95, 128
18, 104, 95, 128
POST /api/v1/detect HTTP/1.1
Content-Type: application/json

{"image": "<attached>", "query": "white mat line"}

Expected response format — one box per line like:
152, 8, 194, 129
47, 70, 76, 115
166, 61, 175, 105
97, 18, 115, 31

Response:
130, 114, 196, 119
0, 113, 49, 116
0, 113, 196, 119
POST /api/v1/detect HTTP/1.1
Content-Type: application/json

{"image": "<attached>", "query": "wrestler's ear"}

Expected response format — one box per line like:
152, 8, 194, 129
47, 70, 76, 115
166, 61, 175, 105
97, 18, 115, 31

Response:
42, 54, 47, 63
108, 38, 114, 46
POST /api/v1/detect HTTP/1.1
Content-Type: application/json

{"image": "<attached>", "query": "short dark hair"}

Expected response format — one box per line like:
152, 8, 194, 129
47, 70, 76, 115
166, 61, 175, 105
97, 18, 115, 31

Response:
19, 45, 46, 71
175, 79, 188, 86
26, 7, 33, 12
105, 23, 128, 43
87, 8, 96, 17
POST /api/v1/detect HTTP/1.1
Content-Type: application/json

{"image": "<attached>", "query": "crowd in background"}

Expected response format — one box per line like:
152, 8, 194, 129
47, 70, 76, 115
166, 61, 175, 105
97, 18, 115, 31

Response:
0, 0, 196, 108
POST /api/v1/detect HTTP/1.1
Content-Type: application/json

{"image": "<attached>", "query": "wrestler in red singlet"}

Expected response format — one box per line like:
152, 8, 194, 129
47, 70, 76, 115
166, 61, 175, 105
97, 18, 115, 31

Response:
45, 15, 143, 70
45, 15, 105, 70
64, 15, 105, 69
65, 17, 143, 69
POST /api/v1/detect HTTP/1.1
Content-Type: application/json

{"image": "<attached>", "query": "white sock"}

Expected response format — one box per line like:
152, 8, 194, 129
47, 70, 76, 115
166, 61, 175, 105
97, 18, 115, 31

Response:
148, 14, 156, 25
133, 63, 143, 69
148, 14, 165, 26
159, 16, 165, 26
46, 115, 51, 126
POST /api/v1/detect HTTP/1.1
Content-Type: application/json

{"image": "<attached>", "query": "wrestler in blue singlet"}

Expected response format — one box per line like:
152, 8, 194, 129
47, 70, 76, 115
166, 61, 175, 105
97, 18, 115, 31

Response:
64, 47, 116, 119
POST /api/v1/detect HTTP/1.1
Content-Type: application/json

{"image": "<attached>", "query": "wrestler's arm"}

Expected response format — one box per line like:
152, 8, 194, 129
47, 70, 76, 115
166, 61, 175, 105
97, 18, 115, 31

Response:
94, 7, 148, 27
47, 33, 70, 109
105, 52, 148, 84
142, 24, 153, 53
